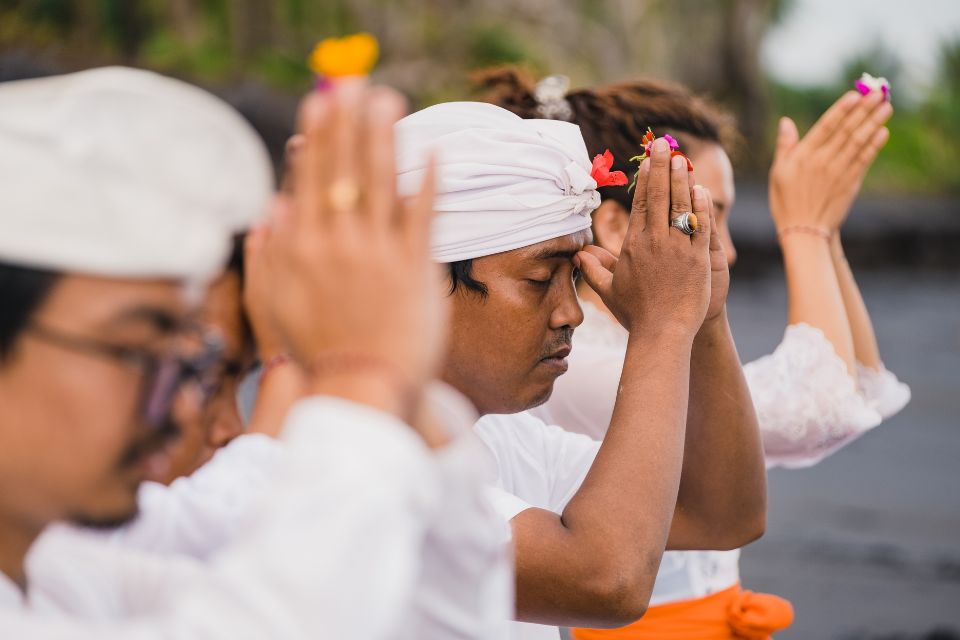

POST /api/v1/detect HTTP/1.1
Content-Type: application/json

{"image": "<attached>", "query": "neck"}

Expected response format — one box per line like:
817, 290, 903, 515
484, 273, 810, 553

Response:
0, 515, 43, 593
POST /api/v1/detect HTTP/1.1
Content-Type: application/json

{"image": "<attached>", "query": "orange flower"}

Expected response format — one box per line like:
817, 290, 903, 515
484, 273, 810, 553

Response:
628, 128, 693, 191
308, 33, 379, 78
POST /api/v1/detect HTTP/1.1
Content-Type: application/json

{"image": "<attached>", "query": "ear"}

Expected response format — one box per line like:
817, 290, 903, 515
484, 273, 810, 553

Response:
591, 200, 630, 256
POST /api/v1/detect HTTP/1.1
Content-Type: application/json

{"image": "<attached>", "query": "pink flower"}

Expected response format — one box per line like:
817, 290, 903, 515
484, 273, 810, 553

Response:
854, 72, 891, 101
590, 150, 628, 187
663, 134, 680, 150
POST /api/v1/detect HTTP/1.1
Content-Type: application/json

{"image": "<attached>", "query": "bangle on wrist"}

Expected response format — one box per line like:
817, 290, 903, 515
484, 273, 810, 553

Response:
777, 225, 833, 241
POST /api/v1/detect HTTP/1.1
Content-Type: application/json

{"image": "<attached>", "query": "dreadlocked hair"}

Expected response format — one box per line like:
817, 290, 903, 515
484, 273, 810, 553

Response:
472, 66, 742, 211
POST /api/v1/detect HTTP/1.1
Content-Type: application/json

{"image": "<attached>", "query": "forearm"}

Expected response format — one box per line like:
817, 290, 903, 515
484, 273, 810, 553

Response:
247, 362, 307, 437
670, 311, 765, 550
831, 234, 882, 368
513, 328, 692, 626
780, 232, 856, 373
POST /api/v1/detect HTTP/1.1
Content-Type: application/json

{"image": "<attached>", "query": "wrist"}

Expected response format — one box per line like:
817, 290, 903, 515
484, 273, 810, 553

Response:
304, 351, 421, 422
696, 309, 730, 339
776, 224, 833, 241
627, 319, 697, 349
778, 230, 834, 256
829, 232, 846, 260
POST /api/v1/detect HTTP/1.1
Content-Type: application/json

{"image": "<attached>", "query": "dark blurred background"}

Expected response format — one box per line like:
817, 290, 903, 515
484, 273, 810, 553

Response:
2, 1, 958, 637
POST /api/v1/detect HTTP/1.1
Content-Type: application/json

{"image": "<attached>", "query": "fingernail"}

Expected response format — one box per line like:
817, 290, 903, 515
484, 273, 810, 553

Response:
654, 138, 670, 154
693, 185, 706, 203
572, 254, 581, 269
671, 155, 684, 170
370, 90, 404, 122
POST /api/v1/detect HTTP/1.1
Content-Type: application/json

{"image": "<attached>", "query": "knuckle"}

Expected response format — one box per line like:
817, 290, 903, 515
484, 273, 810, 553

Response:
647, 183, 668, 203
850, 127, 872, 146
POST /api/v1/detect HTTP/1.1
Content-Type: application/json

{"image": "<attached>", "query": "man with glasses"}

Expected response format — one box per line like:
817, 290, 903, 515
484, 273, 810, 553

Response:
0, 67, 487, 638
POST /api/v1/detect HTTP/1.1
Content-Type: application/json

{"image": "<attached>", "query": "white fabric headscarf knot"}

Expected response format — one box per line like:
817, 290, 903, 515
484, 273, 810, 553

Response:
396, 102, 599, 263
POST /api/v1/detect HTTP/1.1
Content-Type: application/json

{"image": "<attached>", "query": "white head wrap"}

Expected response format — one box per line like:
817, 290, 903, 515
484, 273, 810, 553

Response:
0, 66, 274, 284
396, 102, 599, 263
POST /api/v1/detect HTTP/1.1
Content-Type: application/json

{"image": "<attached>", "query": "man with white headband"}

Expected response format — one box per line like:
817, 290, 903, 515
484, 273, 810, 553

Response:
0, 67, 463, 638
396, 102, 767, 638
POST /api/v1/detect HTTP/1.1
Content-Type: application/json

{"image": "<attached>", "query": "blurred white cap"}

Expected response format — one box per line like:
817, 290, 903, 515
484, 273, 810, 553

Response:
0, 66, 274, 284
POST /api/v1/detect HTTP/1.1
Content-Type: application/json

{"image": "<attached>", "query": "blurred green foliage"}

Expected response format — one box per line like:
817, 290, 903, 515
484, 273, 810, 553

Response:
769, 38, 960, 195
1, 0, 957, 194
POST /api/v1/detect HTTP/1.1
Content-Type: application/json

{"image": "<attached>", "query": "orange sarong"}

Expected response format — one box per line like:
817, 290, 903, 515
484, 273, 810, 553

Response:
572, 583, 795, 640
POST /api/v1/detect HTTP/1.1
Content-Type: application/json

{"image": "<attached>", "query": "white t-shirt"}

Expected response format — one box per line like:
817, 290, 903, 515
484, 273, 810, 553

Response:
5, 394, 514, 639
55, 433, 285, 559
531, 301, 911, 606
2, 397, 439, 638
474, 411, 602, 640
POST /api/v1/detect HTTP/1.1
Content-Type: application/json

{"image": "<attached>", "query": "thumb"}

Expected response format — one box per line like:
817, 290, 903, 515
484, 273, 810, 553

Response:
774, 117, 800, 160
575, 250, 613, 297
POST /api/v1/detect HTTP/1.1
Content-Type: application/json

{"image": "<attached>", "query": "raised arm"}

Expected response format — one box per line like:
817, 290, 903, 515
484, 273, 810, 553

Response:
669, 181, 766, 552
741, 88, 900, 468
767, 89, 893, 373
510, 138, 712, 627
831, 232, 881, 370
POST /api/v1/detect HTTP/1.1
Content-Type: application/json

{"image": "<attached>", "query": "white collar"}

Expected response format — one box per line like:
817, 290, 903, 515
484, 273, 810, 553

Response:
0, 570, 25, 610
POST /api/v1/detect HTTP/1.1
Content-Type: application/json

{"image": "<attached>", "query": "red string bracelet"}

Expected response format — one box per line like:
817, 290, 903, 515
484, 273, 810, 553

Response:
777, 225, 833, 241
307, 351, 418, 419
259, 353, 293, 386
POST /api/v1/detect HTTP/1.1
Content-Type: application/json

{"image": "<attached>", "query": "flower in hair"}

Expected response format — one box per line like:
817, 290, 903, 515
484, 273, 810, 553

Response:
854, 72, 891, 100
590, 150, 628, 188
309, 33, 379, 79
628, 128, 693, 191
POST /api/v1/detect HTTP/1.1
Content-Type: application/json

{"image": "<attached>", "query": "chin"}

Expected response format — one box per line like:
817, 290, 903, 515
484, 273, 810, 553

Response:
520, 382, 556, 412
67, 492, 141, 530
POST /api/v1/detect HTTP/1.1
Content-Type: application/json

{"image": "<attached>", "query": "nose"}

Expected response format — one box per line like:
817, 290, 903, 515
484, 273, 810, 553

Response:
551, 276, 584, 330
720, 222, 737, 267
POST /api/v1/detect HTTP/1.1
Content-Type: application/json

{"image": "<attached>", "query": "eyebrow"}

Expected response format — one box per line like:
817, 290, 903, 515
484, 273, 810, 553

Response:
526, 247, 582, 262
103, 306, 180, 334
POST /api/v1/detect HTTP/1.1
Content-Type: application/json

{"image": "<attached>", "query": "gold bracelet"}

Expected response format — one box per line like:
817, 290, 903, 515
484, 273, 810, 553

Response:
777, 225, 832, 241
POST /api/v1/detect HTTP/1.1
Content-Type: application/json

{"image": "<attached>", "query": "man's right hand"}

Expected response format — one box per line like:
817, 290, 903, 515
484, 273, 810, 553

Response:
260, 80, 447, 418
577, 137, 711, 339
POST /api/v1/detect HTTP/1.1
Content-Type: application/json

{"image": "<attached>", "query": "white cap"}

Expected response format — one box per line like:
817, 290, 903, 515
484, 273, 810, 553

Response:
395, 102, 598, 263
0, 66, 274, 283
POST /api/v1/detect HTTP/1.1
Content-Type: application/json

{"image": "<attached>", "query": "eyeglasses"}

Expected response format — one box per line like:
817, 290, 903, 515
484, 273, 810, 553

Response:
25, 322, 226, 430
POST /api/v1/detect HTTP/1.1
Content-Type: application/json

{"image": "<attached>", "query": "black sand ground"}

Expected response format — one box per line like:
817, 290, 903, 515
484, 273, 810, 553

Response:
730, 268, 960, 639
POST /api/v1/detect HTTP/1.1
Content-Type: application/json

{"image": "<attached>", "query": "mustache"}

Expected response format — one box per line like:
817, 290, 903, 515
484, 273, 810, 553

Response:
70, 507, 141, 531
540, 328, 574, 359
118, 419, 181, 469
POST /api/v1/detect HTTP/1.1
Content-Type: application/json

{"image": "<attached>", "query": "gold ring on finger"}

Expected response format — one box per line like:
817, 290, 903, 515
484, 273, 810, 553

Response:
328, 179, 361, 213
670, 211, 698, 235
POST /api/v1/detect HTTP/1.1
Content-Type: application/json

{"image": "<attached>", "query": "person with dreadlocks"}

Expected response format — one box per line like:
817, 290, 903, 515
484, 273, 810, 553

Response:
478, 68, 910, 639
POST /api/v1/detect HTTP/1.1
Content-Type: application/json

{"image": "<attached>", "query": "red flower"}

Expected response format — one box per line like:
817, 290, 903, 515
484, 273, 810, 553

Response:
590, 149, 628, 187
671, 150, 694, 172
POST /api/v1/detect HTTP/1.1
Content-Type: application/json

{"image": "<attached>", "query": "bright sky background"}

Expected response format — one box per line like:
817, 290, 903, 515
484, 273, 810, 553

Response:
762, 0, 960, 98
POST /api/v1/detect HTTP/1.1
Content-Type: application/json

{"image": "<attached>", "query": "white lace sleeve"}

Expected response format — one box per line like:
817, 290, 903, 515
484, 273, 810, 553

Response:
857, 362, 911, 420
744, 323, 883, 469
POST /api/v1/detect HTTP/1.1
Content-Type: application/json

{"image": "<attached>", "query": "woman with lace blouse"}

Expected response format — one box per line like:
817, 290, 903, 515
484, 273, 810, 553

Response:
479, 70, 910, 639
